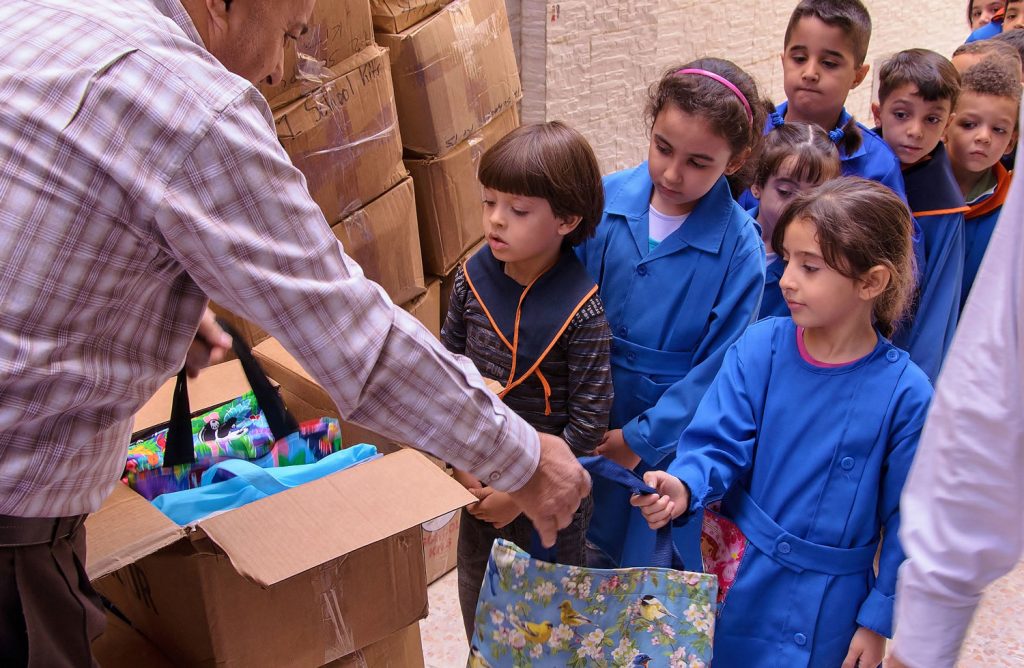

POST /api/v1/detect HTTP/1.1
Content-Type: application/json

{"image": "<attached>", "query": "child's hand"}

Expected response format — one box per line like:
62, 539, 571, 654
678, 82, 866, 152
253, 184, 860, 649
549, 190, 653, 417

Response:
468, 490, 522, 529
629, 471, 690, 529
453, 468, 483, 490
596, 429, 641, 470
842, 627, 885, 668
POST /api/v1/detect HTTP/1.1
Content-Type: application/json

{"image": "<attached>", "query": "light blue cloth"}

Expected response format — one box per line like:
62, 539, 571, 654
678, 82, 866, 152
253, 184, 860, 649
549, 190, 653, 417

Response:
153, 444, 378, 525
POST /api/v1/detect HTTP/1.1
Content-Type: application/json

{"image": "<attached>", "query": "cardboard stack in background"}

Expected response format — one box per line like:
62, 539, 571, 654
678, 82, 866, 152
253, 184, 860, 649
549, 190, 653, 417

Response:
88, 361, 472, 666
375, 0, 522, 327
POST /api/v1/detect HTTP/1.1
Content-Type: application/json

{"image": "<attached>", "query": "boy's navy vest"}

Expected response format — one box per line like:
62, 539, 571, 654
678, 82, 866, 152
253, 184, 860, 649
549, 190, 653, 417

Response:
463, 245, 598, 413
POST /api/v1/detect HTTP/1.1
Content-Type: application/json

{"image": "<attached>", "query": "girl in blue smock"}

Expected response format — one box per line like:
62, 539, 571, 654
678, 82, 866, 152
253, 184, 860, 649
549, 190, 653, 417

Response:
748, 122, 841, 319
737, 0, 906, 209
633, 178, 933, 668
577, 58, 768, 568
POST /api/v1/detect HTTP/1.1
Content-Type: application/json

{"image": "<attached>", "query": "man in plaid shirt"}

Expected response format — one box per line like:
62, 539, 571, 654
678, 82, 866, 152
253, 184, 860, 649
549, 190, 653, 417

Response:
0, 0, 590, 662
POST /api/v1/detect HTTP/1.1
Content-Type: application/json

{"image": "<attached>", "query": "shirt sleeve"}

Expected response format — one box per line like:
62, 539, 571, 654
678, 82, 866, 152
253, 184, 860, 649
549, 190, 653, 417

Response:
666, 331, 759, 512
856, 384, 930, 638
151, 90, 539, 492
622, 239, 765, 467
560, 296, 613, 457
892, 146, 1024, 665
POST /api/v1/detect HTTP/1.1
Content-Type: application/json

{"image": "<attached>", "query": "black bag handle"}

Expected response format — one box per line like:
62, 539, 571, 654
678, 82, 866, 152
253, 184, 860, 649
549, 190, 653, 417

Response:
163, 318, 299, 467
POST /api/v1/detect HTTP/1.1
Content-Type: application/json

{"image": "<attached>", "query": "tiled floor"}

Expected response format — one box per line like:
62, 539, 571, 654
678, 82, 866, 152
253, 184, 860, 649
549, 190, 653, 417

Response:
420, 561, 1024, 667
421, 569, 469, 667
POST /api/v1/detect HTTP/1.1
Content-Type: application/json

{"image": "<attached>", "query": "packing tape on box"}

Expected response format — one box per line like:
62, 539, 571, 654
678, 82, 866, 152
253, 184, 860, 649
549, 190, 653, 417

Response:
303, 119, 399, 159
315, 560, 356, 660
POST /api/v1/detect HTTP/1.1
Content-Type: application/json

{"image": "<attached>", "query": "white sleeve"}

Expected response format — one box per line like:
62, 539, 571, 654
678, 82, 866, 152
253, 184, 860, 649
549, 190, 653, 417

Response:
891, 127, 1024, 666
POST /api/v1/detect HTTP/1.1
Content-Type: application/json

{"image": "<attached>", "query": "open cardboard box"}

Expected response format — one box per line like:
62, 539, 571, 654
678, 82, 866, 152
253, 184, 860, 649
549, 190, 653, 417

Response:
87, 360, 474, 667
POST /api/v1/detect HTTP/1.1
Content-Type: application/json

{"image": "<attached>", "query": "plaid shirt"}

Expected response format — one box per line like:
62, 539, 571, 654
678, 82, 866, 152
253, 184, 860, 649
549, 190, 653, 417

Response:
0, 0, 538, 517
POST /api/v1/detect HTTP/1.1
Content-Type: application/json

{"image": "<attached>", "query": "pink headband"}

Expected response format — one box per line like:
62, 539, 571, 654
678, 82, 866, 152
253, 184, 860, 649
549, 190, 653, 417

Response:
675, 68, 753, 123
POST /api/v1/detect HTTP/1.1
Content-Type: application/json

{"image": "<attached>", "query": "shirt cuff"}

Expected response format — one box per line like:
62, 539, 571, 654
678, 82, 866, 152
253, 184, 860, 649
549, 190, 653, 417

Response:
622, 420, 670, 469
856, 587, 895, 638
476, 410, 540, 494
891, 579, 978, 668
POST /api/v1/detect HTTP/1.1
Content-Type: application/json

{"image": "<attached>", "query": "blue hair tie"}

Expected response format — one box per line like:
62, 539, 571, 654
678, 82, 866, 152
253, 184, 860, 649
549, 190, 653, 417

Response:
769, 110, 785, 128
829, 127, 845, 144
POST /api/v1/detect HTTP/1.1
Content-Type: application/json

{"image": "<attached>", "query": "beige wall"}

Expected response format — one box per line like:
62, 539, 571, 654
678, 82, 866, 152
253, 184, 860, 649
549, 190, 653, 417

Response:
510, 1, 970, 173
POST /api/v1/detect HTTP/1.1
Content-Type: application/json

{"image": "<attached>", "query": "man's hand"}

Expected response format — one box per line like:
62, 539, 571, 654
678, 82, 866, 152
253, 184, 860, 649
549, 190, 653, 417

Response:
842, 627, 886, 668
468, 490, 521, 529
596, 429, 641, 470
185, 308, 233, 378
508, 433, 590, 548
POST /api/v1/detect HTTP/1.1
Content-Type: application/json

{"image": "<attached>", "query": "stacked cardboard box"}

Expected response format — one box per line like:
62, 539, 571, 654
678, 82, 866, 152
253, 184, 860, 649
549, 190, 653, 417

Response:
375, 0, 521, 157
375, 0, 521, 329
87, 361, 473, 666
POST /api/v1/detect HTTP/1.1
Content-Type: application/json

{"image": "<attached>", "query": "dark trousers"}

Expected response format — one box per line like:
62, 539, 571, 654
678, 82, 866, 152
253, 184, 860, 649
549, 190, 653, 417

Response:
0, 515, 106, 667
457, 494, 592, 643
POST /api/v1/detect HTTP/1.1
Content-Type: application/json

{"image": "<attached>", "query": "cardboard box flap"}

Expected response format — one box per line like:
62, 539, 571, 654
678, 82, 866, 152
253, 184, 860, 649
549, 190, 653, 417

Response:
85, 483, 185, 581
196, 449, 474, 586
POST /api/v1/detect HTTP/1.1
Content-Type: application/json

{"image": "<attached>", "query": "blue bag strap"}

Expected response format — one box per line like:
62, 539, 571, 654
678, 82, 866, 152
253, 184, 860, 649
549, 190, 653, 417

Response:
530, 457, 685, 571
199, 445, 379, 493
163, 317, 299, 467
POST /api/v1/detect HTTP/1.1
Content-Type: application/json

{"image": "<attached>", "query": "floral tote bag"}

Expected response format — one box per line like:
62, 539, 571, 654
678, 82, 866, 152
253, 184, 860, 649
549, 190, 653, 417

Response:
470, 458, 718, 668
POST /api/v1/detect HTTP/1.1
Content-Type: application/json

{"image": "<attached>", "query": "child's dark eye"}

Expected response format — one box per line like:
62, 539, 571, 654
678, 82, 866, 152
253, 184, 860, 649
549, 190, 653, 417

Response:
926, 116, 942, 125
656, 143, 671, 156
822, 61, 839, 69
893, 111, 909, 121
775, 188, 794, 199
803, 264, 818, 273
482, 199, 495, 207
511, 208, 528, 216
789, 54, 807, 64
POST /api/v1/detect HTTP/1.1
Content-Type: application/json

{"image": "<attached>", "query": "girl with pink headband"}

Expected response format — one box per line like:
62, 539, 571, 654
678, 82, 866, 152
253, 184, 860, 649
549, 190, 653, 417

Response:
577, 58, 770, 569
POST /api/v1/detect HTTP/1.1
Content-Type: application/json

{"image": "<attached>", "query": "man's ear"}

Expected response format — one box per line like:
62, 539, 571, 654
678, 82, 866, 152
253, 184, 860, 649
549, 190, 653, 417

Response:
859, 264, 891, 301
851, 63, 870, 90
205, 0, 231, 33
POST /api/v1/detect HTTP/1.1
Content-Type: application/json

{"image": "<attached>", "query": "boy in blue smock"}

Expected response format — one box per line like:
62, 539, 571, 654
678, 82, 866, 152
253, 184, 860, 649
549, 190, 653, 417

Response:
945, 57, 1021, 310
577, 58, 768, 569
872, 49, 967, 383
634, 179, 932, 668
738, 0, 906, 209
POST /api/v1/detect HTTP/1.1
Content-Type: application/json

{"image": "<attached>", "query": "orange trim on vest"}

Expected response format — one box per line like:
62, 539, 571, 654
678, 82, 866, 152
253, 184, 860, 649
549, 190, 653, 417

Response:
967, 164, 1012, 221
498, 285, 598, 399
913, 205, 971, 218
535, 370, 552, 416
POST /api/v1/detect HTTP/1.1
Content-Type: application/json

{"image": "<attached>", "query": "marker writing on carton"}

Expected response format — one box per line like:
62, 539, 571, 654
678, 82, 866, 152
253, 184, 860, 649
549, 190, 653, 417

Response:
112, 564, 159, 615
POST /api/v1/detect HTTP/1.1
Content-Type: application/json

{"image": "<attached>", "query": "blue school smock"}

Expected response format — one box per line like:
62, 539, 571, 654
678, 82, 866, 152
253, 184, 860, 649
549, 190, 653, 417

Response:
966, 20, 1002, 42
738, 102, 907, 209
577, 163, 765, 567
962, 163, 1012, 311
746, 205, 789, 320
891, 142, 967, 383
670, 318, 932, 668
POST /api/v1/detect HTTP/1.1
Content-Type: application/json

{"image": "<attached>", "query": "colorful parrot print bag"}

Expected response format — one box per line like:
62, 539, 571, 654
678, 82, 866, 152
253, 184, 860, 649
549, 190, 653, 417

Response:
124, 319, 343, 500
470, 458, 718, 668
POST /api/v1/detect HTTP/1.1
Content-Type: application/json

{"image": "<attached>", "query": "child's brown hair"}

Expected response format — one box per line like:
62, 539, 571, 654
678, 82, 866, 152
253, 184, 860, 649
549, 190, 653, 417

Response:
785, 0, 872, 66
961, 57, 1024, 102
771, 177, 916, 338
753, 121, 842, 189
646, 58, 773, 196
478, 121, 604, 246
878, 49, 961, 109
